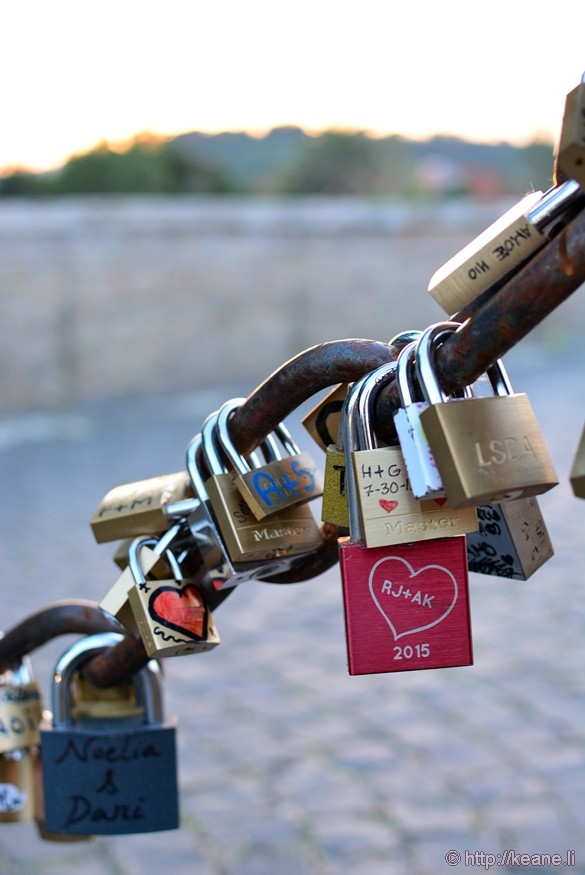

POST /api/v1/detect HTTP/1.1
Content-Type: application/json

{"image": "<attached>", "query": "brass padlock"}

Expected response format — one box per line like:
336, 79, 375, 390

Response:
216, 398, 323, 519
186, 433, 322, 593
321, 443, 349, 528
416, 323, 558, 508
202, 406, 324, 560
127, 537, 221, 658
90, 471, 194, 544
555, 72, 585, 187
302, 383, 351, 453
570, 422, 585, 499
0, 656, 44, 823
428, 181, 583, 315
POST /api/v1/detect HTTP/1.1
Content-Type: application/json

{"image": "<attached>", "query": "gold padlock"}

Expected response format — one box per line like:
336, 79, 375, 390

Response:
127, 538, 221, 658
555, 72, 585, 187
215, 399, 323, 520
570, 422, 585, 499
302, 383, 351, 453
416, 323, 558, 508
0, 657, 44, 824
90, 471, 194, 544
428, 182, 583, 315
321, 443, 349, 528
200, 409, 324, 563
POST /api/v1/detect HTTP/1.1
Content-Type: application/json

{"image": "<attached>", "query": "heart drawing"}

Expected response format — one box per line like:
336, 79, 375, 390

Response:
379, 499, 399, 514
368, 555, 458, 640
150, 585, 206, 640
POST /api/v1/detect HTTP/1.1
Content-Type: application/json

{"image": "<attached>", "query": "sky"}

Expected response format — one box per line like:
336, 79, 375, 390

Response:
2, 0, 584, 174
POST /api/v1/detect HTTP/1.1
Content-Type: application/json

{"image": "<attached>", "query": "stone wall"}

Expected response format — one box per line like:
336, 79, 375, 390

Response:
1, 196, 582, 413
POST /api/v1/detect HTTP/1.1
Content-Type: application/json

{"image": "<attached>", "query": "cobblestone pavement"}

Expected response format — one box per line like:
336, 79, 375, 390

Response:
0, 345, 584, 874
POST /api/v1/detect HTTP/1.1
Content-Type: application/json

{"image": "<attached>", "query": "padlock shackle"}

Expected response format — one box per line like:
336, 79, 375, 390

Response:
341, 361, 398, 541
186, 434, 211, 506
416, 320, 514, 402
215, 398, 303, 475
51, 632, 164, 728
415, 321, 464, 405
396, 340, 420, 407
127, 525, 184, 585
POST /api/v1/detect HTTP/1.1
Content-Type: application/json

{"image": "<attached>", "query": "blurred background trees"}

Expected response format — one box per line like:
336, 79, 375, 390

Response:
0, 128, 554, 198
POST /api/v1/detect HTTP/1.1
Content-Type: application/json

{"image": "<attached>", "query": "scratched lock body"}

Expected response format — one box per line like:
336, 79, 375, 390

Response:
215, 398, 324, 520
416, 323, 558, 508
40, 633, 179, 835
466, 497, 554, 580
337, 365, 473, 676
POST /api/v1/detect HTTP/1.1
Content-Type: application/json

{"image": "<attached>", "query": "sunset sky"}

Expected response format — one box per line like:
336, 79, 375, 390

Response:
2, 0, 583, 174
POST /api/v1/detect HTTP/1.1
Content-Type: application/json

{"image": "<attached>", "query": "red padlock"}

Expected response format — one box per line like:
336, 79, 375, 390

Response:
338, 362, 473, 676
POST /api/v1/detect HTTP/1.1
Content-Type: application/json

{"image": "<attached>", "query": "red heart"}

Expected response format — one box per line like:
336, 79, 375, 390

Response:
433, 497, 449, 507
368, 555, 457, 639
379, 499, 399, 514
150, 585, 206, 640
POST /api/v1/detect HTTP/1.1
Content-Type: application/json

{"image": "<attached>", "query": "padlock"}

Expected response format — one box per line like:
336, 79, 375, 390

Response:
302, 383, 351, 453
348, 360, 478, 548
555, 72, 585, 187
466, 496, 554, 579
215, 398, 324, 519
321, 443, 349, 528
39, 632, 179, 835
337, 368, 473, 676
570, 422, 585, 499
416, 322, 558, 508
0, 656, 44, 823
186, 432, 322, 592
90, 471, 195, 544
127, 536, 221, 657
393, 335, 447, 500
201, 407, 324, 562
428, 180, 583, 315
99, 524, 184, 633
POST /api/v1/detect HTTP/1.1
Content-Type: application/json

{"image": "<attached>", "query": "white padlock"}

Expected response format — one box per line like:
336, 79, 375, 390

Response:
392, 339, 446, 500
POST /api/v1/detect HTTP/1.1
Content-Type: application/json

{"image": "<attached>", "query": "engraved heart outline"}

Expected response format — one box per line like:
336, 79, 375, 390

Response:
368, 555, 458, 640
149, 585, 208, 641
